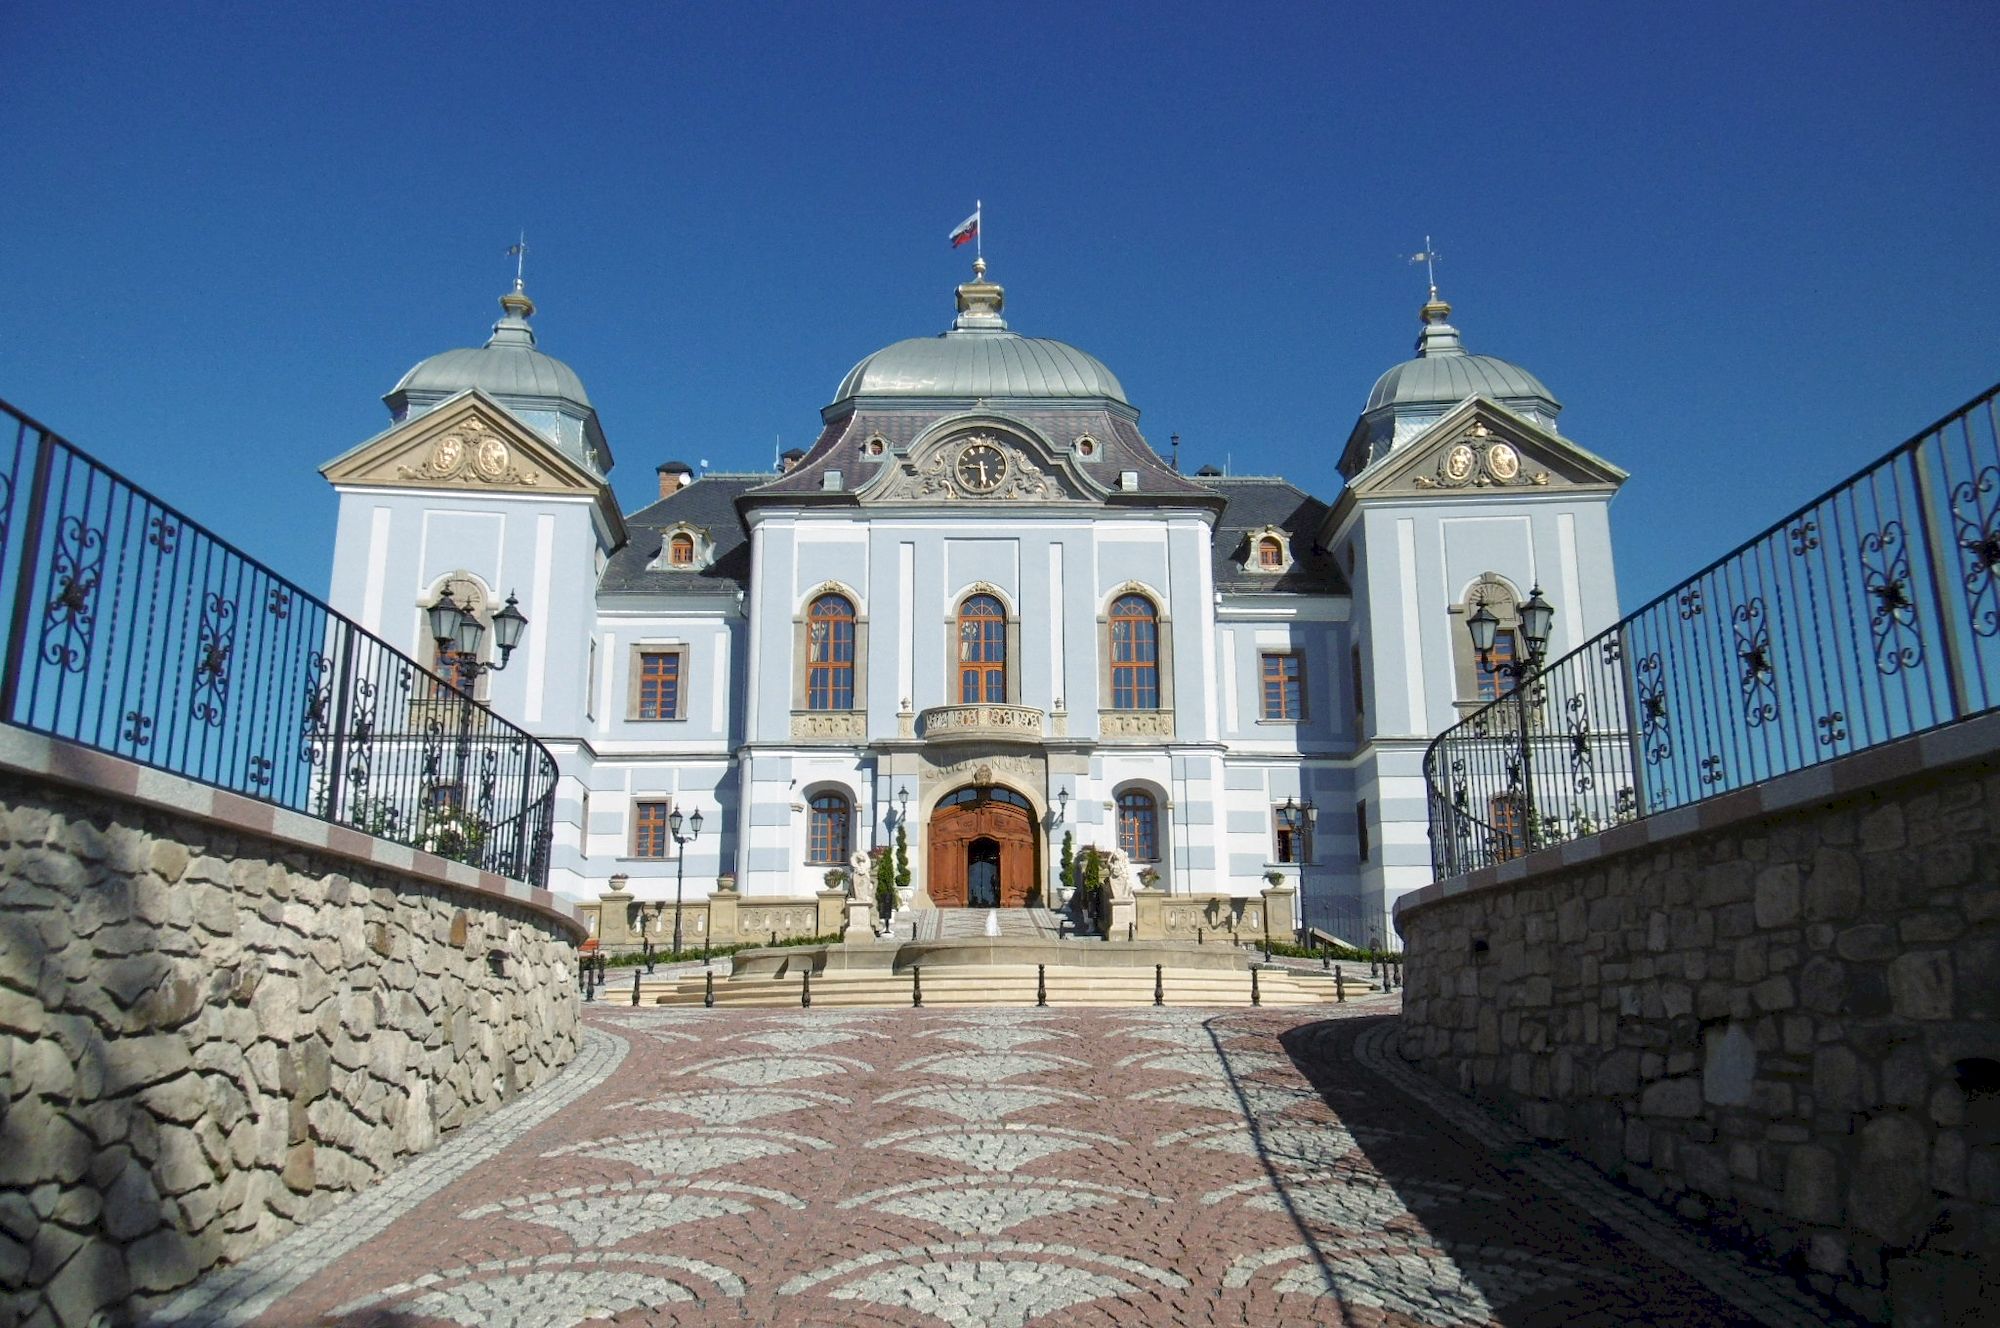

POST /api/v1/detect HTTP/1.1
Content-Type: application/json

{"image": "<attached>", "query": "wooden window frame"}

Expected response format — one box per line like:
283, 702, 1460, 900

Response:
1108, 594, 1161, 711
667, 532, 695, 566
956, 593, 1008, 704
807, 791, 851, 865
1259, 651, 1305, 721
627, 644, 690, 721
1116, 790, 1160, 862
632, 799, 672, 859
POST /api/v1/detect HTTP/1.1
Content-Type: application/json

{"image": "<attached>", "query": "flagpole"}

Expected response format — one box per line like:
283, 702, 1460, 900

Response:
976, 200, 983, 261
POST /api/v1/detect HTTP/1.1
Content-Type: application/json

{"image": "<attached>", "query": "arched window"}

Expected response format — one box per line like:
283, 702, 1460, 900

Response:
668, 532, 695, 565
1109, 594, 1160, 710
958, 593, 1007, 703
807, 594, 856, 709
1117, 790, 1159, 862
1257, 536, 1284, 568
808, 792, 851, 864
1455, 578, 1522, 707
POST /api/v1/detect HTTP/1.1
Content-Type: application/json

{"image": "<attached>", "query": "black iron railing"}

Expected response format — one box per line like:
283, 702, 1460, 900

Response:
1425, 382, 2000, 879
0, 398, 558, 885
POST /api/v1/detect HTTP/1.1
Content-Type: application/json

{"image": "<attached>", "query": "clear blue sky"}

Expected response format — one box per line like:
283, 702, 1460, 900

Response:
5, 1, 1995, 614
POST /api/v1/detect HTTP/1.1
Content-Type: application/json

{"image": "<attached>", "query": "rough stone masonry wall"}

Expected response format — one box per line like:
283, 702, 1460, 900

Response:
1396, 749, 2000, 1323
0, 770, 583, 1327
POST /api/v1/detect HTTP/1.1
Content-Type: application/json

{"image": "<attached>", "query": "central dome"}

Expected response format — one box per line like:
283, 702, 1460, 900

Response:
830, 260, 1128, 407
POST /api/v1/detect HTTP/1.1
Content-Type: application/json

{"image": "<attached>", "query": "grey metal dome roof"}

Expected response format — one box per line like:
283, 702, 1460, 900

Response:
835, 332, 1127, 404
1365, 295, 1558, 413
390, 284, 592, 408
831, 259, 1128, 406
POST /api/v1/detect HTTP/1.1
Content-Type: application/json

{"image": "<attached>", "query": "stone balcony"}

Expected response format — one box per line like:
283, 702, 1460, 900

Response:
916, 703, 1046, 744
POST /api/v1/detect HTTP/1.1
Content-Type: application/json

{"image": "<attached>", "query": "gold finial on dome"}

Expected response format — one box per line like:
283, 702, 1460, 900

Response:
953, 257, 1007, 330
1421, 291, 1452, 324
499, 279, 536, 320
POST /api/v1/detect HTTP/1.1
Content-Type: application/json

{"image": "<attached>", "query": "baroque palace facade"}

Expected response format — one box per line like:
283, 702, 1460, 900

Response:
319, 261, 1627, 941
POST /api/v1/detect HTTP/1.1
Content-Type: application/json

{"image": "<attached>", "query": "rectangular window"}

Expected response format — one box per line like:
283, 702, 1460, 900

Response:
1350, 643, 1364, 719
1356, 799, 1370, 862
1274, 807, 1313, 865
632, 800, 671, 858
637, 651, 681, 720
1475, 630, 1516, 701
1260, 652, 1303, 720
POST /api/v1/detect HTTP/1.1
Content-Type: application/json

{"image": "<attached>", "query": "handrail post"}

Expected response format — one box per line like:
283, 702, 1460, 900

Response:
1911, 443, 1973, 721
0, 427, 57, 725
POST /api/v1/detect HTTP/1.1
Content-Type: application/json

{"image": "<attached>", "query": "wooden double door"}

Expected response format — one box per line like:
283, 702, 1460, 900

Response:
927, 793, 1038, 908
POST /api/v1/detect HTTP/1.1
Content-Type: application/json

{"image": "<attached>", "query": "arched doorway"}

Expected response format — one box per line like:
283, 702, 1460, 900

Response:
928, 785, 1038, 907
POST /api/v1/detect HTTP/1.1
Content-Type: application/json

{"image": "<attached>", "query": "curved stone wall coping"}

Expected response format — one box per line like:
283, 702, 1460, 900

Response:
1399, 707, 2000, 921
0, 723, 587, 941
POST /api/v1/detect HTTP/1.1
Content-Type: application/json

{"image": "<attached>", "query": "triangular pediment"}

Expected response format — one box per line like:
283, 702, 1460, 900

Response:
321, 390, 606, 498
1346, 397, 1626, 501
856, 413, 1104, 506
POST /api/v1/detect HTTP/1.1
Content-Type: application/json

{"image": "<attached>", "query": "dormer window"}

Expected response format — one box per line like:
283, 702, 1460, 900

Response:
1244, 527, 1293, 574
651, 524, 711, 572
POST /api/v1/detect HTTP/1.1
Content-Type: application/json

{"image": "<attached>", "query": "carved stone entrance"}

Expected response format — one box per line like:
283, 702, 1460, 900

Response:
927, 785, 1037, 908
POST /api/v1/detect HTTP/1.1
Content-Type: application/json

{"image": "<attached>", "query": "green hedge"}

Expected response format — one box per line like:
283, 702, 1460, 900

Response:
591, 932, 843, 968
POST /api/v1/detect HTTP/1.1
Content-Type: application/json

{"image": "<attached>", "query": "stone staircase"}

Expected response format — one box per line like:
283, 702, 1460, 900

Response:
633, 957, 1375, 1009
926, 907, 1058, 940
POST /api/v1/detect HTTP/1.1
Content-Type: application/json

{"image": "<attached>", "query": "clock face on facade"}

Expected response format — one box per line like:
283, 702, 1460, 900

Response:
954, 440, 1008, 494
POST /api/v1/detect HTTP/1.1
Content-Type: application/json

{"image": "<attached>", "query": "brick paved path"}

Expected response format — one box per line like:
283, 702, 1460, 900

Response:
161, 1002, 1849, 1328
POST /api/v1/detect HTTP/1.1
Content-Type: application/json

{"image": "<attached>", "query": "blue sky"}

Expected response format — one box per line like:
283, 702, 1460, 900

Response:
5, 1, 1996, 614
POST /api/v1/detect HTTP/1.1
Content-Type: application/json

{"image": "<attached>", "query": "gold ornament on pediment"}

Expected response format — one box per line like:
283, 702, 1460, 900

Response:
397, 419, 542, 486
1412, 434, 1539, 490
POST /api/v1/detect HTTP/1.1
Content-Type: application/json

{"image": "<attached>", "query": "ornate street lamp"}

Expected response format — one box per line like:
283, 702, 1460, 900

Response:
896, 785, 910, 823
668, 805, 705, 955
427, 585, 528, 685
1466, 585, 1557, 857
1277, 796, 1316, 865
1055, 787, 1070, 823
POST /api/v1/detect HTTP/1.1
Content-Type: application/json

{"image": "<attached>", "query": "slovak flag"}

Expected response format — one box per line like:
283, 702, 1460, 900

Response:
949, 208, 980, 248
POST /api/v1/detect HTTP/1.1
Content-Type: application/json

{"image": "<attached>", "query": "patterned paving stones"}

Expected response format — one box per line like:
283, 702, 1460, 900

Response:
156, 1001, 1859, 1327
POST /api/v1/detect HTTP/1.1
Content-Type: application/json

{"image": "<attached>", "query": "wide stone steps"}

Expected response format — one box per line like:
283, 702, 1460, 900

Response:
630, 963, 1372, 1009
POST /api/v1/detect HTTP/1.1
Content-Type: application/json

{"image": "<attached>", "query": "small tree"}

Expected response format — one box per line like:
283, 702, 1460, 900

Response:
872, 846, 896, 923
1079, 847, 1106, 918
1059, 831, 1076, 903
895, 822, 911, 898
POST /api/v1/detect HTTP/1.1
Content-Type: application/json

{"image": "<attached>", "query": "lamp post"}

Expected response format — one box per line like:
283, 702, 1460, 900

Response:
1277, 794, 1317, 865
669, 805, 704, 955
1466, 584, 1555, 856
1055, 786, 1070, 824
426, 585, 529, 863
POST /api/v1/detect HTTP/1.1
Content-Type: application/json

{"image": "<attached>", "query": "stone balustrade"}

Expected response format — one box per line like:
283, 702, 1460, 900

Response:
916, 703, 1046, 744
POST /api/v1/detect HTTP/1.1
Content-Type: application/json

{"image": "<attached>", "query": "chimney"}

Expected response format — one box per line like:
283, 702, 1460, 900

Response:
780, 447, 806, 474
656, 461, 694, 498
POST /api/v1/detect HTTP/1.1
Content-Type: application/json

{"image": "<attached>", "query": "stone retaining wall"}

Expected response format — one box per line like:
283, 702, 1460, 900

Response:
1395, 719, 2000, 1324
0, 738, 584, 1328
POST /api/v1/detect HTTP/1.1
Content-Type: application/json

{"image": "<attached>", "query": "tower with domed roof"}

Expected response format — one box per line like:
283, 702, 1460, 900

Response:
1323, 286, 1627, 927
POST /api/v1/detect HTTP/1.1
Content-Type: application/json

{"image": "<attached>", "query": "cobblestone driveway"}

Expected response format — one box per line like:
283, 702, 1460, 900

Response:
159, 1001, 1848, 1327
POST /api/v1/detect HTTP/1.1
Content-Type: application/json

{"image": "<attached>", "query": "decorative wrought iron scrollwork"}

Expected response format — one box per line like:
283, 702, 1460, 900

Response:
190, 591, 236, 726
1566, 693, 1595, 793
476, 743, 501, 829
145, 515, 178, 554
1731, 598, 1778, 728
122, 710, 152, 747
344, 678, 378, 803
1637, 652, 1672, 766
1817, 710, 1848, 747
1614, 786, 1637, 821
1677, 586, 1704, 620
42, 514, 105, 672
1951, 465, 2000, 637
247, 756, 273, 788
1599, 634, 1622, 666
266, 587, 291, 620
1860, 521, 1922, 674
1700, 754, 1726, 786
301, 654, 334, 767
1788, 519, 1819, 556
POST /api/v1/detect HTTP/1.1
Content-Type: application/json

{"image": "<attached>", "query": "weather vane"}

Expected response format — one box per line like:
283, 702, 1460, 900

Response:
1409, 236, 1442, 298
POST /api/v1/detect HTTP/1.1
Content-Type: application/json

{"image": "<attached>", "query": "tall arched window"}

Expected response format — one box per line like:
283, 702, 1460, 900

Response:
808, 792, 851, 864
1109, 594, 1160, 710
1117, 790, 1159, 862
807, 594, 856, 709
668, 532, 695, 565
958, 593, 1007, 703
